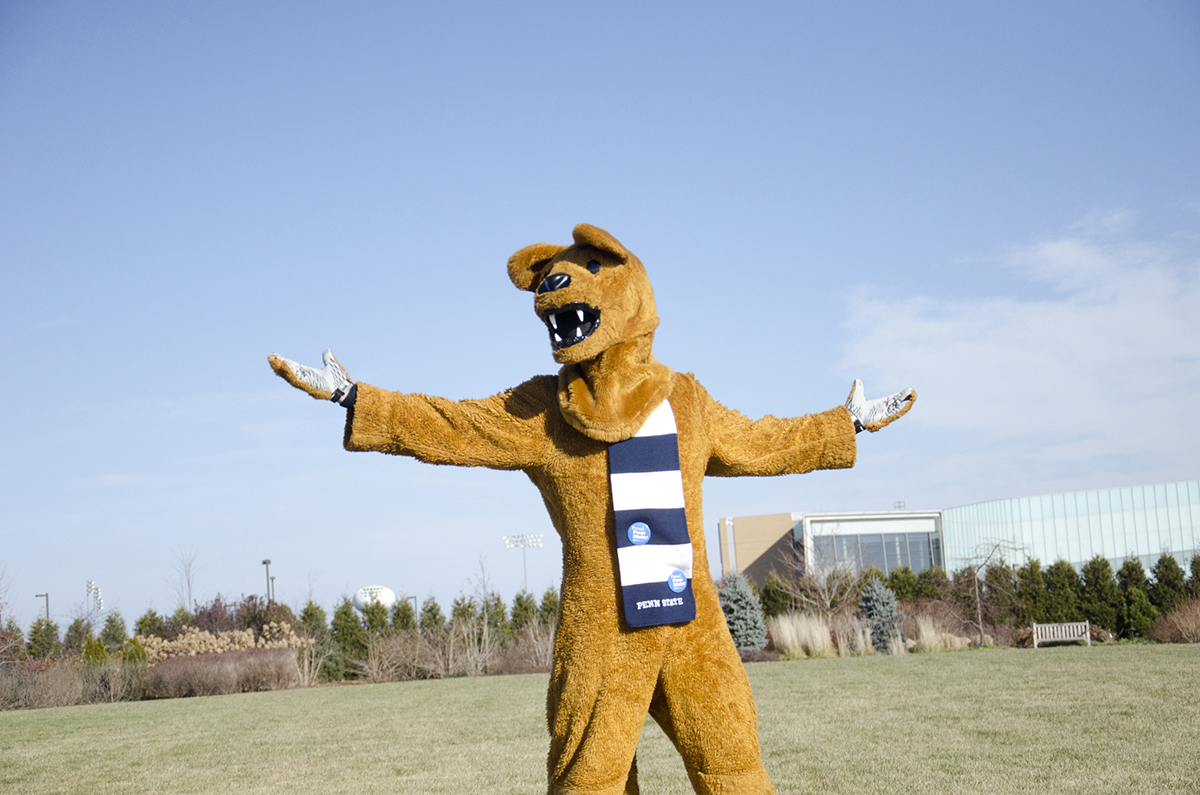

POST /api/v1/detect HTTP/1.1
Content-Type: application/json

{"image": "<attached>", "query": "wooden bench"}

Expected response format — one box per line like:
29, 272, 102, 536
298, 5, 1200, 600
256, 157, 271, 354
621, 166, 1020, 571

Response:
1032, 620, 1091, 648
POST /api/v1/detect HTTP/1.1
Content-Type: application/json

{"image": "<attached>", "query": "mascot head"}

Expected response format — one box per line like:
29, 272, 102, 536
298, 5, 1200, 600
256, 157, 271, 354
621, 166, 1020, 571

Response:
507, 224, 660, 365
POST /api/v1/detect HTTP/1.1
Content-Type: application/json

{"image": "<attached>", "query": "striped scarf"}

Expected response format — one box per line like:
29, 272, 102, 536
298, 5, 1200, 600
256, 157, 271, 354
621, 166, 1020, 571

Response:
608, 399, 695, 628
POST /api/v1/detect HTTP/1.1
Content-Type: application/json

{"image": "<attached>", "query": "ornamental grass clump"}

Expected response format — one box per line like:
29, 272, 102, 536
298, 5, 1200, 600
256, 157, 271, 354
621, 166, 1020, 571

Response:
766, 612, 835, 659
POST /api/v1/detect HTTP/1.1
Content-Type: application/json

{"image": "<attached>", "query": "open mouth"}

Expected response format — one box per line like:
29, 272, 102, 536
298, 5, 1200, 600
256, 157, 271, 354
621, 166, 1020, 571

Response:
543, 302, 601, 349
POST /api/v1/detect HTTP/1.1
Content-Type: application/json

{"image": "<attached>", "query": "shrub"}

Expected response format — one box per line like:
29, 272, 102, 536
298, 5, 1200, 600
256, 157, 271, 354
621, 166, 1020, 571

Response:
886, 566, 920, 604
758, 572, 792, 618
143, 648, 298, 699
766, 612, 834, 659
718, 573, 767, 651
360, 600, 389, 635
915, 566, 950, 602
860, 579, 904, 654
831, 613, 872, 657
1151, 598, 1200, 643
136, 623, 308, 665
193, 595, 240, 635
134, 609, 167, 640
1043, 560, 1083, 622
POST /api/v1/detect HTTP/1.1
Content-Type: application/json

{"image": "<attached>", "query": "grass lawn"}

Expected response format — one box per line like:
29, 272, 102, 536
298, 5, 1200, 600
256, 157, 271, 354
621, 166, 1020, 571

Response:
1, 643, 1196, 794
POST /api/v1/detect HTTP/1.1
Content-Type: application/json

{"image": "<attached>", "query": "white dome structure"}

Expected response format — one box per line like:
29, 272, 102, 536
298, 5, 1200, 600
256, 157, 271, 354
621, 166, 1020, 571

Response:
353, 585, 397, 612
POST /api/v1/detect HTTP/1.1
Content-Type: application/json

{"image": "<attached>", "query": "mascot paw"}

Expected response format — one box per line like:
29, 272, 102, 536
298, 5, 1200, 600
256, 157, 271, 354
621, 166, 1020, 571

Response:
846, 379, 915, 433
269, 348, 353, 403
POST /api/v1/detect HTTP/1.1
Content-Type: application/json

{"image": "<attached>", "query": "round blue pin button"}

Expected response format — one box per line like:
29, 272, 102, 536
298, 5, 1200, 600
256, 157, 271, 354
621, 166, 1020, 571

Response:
667, 570, 687, 593
627, 522, 651, 545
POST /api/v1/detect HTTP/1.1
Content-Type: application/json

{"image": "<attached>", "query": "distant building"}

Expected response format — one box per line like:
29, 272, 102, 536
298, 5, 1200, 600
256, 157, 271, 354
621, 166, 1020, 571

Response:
718, 480, 1200, 583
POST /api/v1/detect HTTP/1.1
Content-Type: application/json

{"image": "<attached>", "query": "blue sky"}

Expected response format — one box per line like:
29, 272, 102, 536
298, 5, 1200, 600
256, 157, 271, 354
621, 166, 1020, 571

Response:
2, 2, 1198, 631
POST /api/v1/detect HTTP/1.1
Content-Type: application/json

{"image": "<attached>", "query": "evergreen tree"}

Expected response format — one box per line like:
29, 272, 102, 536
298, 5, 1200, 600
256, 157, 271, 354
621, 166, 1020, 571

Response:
915, 566, 950, 601
1014, 560, 1048, 625
1, 617, 25, 661
759, 572, 792, 618
451, 595, 477, 624
983, 561, 1018, 626
330, 596, 367, 659
1188, 555, 1200, 599
100, 611, 128, 650
538, 585, 560, 626
63, 617, 94, 655
1116, 559, 1159, 639
133, 609, 166, 639
419, 596, 446, 633
298, 600, 328, 639
511, 590, 538, 632
1042, 560, 1083, 622
718, 573, 767, 651
860, 578, 905, 654
360, 600, 389, 635
886, 566, 920, 604
1078, 556, 1121, 632
390, 598, 418, 633
26, 617, 61, 659
1148, 554, 1187, 615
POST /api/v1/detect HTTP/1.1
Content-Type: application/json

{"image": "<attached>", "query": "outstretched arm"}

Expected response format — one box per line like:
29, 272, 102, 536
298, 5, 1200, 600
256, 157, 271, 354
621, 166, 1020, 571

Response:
699, 381, 858, 478
269, 349, 553, 471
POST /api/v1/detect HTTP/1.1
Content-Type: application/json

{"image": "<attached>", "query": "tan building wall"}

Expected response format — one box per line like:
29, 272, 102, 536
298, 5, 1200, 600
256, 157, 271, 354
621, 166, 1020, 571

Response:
718, 512, 795, 585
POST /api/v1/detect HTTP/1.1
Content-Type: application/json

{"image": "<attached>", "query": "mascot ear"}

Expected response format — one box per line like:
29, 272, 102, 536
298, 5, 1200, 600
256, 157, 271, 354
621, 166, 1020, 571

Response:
573, 224, 630, 262
508, 242, 566, 292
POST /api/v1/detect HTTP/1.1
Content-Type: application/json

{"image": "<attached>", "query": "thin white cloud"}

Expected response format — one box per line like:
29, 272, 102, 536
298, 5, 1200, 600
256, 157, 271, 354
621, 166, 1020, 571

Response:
842, 214, 1200, 500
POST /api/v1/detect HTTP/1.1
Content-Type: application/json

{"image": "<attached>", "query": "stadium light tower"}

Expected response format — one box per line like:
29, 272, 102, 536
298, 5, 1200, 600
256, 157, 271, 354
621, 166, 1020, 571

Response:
503, 534, 544, 593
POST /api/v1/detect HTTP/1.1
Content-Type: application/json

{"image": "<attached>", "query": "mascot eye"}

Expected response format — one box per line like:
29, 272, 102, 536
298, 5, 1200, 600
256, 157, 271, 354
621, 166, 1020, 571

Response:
586, 260, 601, 274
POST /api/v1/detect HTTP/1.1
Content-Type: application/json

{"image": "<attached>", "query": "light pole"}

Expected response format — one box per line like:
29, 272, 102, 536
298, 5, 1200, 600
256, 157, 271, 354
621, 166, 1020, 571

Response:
270, 576, 276, 604
35, 593, 49, 622
86, 581, 103, 624
262, 560, 271, 605
503, 534, 543, 593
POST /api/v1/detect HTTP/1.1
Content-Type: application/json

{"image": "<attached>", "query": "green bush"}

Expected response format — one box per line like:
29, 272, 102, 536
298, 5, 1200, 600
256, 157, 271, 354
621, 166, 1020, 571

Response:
758, 572, 792, 618
134, 609, 166, 640
1014, 559, 1048, 625
885, 567, 920, 604
915, 566, 950, 602
718, 572, 767, 651
860, 579, 904, 654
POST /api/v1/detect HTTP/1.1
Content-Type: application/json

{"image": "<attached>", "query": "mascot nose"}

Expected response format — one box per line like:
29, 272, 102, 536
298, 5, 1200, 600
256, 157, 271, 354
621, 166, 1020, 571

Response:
537, 272, 571, 294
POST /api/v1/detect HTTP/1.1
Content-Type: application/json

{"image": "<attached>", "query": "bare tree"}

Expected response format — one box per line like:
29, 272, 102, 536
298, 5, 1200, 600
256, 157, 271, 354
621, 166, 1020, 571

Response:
944, 540, 1027, 645
167, 547, 200, 612
773, 538, 863, 622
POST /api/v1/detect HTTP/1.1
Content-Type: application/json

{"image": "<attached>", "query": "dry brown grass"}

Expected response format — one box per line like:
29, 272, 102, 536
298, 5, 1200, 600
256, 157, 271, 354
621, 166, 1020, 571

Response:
1153, 597, 1200, 643
142, 648, 298, 698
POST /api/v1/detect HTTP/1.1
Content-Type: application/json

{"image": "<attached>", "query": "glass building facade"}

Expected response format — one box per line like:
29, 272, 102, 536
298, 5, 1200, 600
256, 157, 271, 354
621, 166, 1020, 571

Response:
941, 480, 1200, 572
723, 480, 1199, 583
794, 512, 944, 576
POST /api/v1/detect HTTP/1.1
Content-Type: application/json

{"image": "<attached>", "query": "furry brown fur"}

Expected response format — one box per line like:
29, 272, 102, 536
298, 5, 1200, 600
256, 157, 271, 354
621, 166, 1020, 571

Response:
273, 225, 873, 794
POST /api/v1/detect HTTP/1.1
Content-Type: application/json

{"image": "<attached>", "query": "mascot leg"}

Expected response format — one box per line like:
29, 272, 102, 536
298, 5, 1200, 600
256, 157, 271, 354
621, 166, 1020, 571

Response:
646, 636, 776, 794
546, 651, 659, 795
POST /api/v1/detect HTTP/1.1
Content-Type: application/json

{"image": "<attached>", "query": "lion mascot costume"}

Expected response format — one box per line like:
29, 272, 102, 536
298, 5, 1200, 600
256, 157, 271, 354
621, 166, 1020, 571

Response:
270, 224, 914, 794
